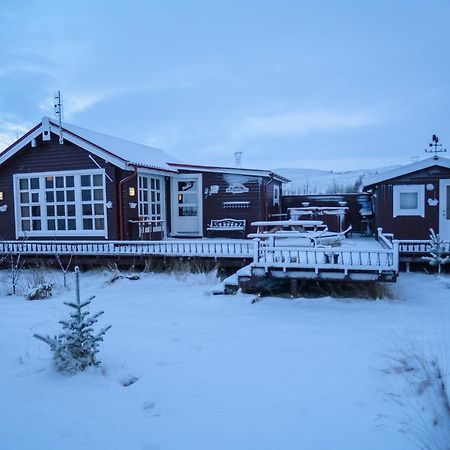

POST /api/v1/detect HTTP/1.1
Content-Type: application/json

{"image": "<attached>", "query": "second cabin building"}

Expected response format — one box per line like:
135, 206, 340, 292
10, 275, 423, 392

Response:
0, 117, 287, 241
363, 156, 450, 241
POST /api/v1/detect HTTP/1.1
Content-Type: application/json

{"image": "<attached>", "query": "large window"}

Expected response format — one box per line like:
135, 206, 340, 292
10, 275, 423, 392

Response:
138, 175, 164, 221
14, 170, 107, 237
393, 184, 425, 217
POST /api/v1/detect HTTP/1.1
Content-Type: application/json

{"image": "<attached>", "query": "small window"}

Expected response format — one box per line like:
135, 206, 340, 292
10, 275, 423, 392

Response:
393, 184, 425, 217
399, 192, 418, 210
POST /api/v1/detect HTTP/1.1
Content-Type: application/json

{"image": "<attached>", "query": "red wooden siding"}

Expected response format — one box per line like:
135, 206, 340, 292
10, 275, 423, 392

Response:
176, 170, 280, 238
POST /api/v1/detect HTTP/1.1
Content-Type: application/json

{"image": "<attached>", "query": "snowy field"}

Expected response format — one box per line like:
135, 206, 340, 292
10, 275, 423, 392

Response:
0, 269, 449, 450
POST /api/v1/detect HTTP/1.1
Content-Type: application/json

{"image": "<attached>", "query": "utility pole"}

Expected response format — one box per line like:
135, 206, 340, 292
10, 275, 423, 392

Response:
234, 151, 243, 168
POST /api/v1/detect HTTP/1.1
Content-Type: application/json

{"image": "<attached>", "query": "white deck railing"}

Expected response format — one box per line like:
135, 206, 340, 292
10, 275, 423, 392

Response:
398, 240, 450, 254
254, 240, 399, 272
376, 228, 394, 250
0, 237, 400, 274
0, 240, 254, 259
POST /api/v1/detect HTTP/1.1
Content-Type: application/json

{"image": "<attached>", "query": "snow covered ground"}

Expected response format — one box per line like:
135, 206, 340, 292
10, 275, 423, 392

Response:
0, 269, 449, 450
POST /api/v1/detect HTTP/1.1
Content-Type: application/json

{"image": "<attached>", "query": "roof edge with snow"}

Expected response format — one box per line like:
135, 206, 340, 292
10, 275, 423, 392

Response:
363, 156, 450, 187
0, 117, 179, 173
168, 163, 290, 182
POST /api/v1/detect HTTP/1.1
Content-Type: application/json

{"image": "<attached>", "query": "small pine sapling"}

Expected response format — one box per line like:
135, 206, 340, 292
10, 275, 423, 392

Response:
422, 229, 450, 274
34, 266, 111, 373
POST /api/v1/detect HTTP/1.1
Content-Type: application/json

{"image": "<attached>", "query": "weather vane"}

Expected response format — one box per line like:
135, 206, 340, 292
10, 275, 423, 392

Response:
425, 134, 446, 159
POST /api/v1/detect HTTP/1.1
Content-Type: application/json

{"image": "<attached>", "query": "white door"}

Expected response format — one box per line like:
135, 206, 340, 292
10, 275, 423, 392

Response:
439, 179, 450, 240
171, 174, 202, 236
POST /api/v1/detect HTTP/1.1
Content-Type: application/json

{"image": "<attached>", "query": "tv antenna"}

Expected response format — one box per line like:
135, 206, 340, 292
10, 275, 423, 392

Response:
234, 151, 243, 168
54, 90, 64, 144
425, 134, 446, 159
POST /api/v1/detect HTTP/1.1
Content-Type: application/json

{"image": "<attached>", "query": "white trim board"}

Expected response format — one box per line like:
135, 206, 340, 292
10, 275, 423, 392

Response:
0, 126, 43, 166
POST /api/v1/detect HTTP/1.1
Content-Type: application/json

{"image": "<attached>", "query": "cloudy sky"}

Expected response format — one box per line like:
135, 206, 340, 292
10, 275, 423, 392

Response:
0, 0, 449, 170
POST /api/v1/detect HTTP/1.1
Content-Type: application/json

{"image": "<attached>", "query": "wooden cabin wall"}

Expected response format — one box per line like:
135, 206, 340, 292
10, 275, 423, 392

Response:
0, 133, 121, 240
196, 171, 266, 237
369, 166, 450, 239
282, 193, 371, 233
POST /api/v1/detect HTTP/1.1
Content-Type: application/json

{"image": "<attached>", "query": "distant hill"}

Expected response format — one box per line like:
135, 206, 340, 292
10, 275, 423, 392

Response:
275, 166, 400, 195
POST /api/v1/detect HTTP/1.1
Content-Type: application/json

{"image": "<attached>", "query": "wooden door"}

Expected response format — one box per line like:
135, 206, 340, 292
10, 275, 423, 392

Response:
171, 174, 203, 236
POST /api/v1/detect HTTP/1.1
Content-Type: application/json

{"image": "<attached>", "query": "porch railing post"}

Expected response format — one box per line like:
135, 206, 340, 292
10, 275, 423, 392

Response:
253, 238, 260, 263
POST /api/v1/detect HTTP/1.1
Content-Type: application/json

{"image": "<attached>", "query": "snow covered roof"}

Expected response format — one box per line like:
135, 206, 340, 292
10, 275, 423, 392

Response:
168, 163, 290, 183
363, 156, 450, 187
55, 119, 180, 172
0, 117, 180, 173
0, 117, 289, 180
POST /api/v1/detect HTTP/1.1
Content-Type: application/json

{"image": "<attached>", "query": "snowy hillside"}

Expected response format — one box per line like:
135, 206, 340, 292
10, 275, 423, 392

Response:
276, 166, 400, 195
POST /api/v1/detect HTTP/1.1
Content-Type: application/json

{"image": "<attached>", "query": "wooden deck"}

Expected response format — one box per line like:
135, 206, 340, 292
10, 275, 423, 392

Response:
0, 234, 399, 285
249, 235, 399, 282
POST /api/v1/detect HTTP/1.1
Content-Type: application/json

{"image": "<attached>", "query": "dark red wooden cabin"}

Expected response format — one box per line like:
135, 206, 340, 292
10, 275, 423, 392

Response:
0, 117, 288, 241
363, 157, 450, 240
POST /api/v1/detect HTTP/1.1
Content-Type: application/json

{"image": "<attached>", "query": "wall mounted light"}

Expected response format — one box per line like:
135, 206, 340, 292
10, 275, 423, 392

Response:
129, 187, 136, 197
0, 192, 3, 201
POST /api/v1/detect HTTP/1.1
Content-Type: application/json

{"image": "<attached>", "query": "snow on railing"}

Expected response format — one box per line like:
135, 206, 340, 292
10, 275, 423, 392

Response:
0, 238, 401, 273
377, 227, 394, 249
0, 240, 254, 259
254, 239, 399, 272
398, 239, 450, 254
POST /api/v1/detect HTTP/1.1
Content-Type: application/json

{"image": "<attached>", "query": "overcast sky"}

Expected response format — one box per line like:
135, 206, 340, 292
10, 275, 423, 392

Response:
1, 0, 449, 171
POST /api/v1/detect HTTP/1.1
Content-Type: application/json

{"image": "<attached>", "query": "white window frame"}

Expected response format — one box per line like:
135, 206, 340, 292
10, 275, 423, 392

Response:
273, 184, 280, 206
137, 174, 166, 234
393, 184, 425, 217
13, 168, 108, 238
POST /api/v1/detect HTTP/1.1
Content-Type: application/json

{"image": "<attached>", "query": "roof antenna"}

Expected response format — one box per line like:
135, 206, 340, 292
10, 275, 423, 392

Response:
234, 151, 243, 168
425, 134, 446, 160
54, 90, 64, 145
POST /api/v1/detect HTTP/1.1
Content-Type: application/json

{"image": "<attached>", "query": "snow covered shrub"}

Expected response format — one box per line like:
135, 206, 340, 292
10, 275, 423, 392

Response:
106, 264, 140, 283
34, 267, 111, 373
386, 345, 450, 449
422, 229, 450, 274
27, 282, 54, 300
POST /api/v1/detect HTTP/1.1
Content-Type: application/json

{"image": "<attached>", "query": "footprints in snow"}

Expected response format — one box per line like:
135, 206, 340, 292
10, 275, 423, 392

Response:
142, 400, 159, 418
118, 375, 159, 418
120, 374, 139, 387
